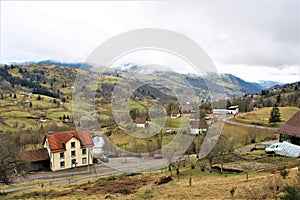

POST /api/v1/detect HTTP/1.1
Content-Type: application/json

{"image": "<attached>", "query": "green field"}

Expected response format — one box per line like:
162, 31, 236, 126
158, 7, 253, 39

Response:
231, 106, 299, 127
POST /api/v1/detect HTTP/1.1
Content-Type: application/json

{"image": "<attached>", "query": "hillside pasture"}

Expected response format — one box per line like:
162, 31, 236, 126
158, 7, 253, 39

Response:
231, 106, 299, 127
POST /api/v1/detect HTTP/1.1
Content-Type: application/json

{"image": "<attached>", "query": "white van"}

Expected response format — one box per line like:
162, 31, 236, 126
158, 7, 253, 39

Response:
265, 142, 300, 158
265, 143, 283, 154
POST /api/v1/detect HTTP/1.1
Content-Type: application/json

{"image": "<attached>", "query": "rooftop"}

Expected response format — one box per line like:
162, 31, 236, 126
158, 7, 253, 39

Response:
135, 117, 147, 124
22, 148, 49, 163
190, 120, 209, 129
277, 111, 300, 138
44, 130, 94, 153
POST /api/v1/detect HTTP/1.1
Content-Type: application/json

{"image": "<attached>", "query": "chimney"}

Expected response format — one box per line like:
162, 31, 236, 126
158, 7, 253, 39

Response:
48, 131, 54, 135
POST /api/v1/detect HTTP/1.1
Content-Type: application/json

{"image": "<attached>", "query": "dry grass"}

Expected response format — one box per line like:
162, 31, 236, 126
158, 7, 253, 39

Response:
3, 167, 299, 200
232, 106, 299, 127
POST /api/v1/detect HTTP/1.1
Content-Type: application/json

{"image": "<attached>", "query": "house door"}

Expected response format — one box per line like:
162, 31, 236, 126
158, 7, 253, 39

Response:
71, 159, 76, 168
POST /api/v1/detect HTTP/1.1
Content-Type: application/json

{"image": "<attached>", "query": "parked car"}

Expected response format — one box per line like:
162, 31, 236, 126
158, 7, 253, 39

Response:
93, 155, 109, 163
165, 129, 176, 134
265, 143, 283, 154
99, 155, 109, 163
154, 153, 163, 159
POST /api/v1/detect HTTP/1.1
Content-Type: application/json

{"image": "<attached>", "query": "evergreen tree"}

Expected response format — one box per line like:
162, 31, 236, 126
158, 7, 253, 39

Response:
269, 106, 281, 125
276, 94, 281, 104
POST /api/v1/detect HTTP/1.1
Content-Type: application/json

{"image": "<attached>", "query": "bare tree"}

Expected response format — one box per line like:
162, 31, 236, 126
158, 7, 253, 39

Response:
197, 135, 232, 174
240, 163, 254, 181
0, 134, 28, 185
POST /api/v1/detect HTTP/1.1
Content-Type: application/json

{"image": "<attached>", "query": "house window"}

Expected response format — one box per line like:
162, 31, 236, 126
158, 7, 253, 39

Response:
60, 161, 65, 168
71, 150, 76, 157
82, 157, 87, 164
60, 152, 64, 159
82, 149, 86, 156
71, 142, 75, 149
71, 159, 76, 168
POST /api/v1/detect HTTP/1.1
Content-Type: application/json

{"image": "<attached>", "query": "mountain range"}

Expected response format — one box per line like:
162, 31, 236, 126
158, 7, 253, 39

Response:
0, 61, 285, 98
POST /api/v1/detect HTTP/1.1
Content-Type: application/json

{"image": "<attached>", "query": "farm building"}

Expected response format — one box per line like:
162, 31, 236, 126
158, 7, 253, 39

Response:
135, 117, 148, 128
181, 105, 193, 113
171, 110, 181, 118
22, 148, 50, 171
277, 111, 300, 145
213, 105, 239, 115
190, 120, 209, 135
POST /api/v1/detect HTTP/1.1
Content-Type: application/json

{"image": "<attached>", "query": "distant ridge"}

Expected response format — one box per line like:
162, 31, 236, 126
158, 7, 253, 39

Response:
257, 80, 283, 89
6, 60, 92, 70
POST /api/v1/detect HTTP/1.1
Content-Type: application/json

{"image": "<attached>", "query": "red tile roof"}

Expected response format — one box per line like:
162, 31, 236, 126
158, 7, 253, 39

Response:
277, 111, 300, 138
44, 130, 94, 153
181, 105, 193, 111
190, 120, 208, 129
135, 117, 147, 124
171, 110, 180, 115
22, 148, 49, 163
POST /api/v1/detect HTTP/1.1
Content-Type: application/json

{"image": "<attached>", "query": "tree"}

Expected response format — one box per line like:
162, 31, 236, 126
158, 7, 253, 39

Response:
166, 101, 180, 115
269, 106, 281, 125
0, 134, 28, 185
277, 94, 281, 105
196, 135, 232, 174
37, 94, 41, 100
29, 102, 32, 108
13, 94, 17, 99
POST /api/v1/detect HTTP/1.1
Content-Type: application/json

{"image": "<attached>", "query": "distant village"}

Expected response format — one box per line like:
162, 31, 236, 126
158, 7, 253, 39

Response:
22, 103, 300, 172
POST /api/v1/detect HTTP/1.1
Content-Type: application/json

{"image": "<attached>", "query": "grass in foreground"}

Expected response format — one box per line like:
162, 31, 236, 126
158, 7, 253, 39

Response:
2, 164, 299, 200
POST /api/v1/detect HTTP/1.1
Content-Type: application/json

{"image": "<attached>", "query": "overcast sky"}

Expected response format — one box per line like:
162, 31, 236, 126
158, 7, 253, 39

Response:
1, 1, 299, 83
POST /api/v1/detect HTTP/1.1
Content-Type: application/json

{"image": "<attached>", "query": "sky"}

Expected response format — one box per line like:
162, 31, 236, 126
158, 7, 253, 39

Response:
0, 0, 299, 83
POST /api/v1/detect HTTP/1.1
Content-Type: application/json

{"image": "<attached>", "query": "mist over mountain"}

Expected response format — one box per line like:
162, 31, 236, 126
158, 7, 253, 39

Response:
258, 80, 283, 89
0, 61, 283, 98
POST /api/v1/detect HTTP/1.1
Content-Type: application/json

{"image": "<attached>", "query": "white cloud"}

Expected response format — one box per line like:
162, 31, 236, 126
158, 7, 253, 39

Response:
0, 1, 299, 83
218, 64, 300, 83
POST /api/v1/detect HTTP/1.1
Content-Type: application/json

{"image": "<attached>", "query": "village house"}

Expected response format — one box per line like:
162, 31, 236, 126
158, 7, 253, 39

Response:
181, 105, 193, 113
135, 117, 148, 128
171, 110, 181, 118
212, 105, 239, 115
227, 105, 239, 114
190, 120, 209, 135
276, 111, 300, 145
43, 130, 94, 171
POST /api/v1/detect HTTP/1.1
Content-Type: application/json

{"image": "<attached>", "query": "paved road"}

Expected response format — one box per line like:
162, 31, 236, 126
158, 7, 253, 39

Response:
223, 116, 277, 131
1, 156, 169, 194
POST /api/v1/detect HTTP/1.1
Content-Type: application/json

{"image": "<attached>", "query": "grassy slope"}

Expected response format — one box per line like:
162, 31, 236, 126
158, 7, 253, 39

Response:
231, 106, 299, 127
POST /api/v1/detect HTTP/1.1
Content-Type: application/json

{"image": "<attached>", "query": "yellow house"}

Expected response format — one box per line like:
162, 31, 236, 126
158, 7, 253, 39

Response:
43, 130, 94, 171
